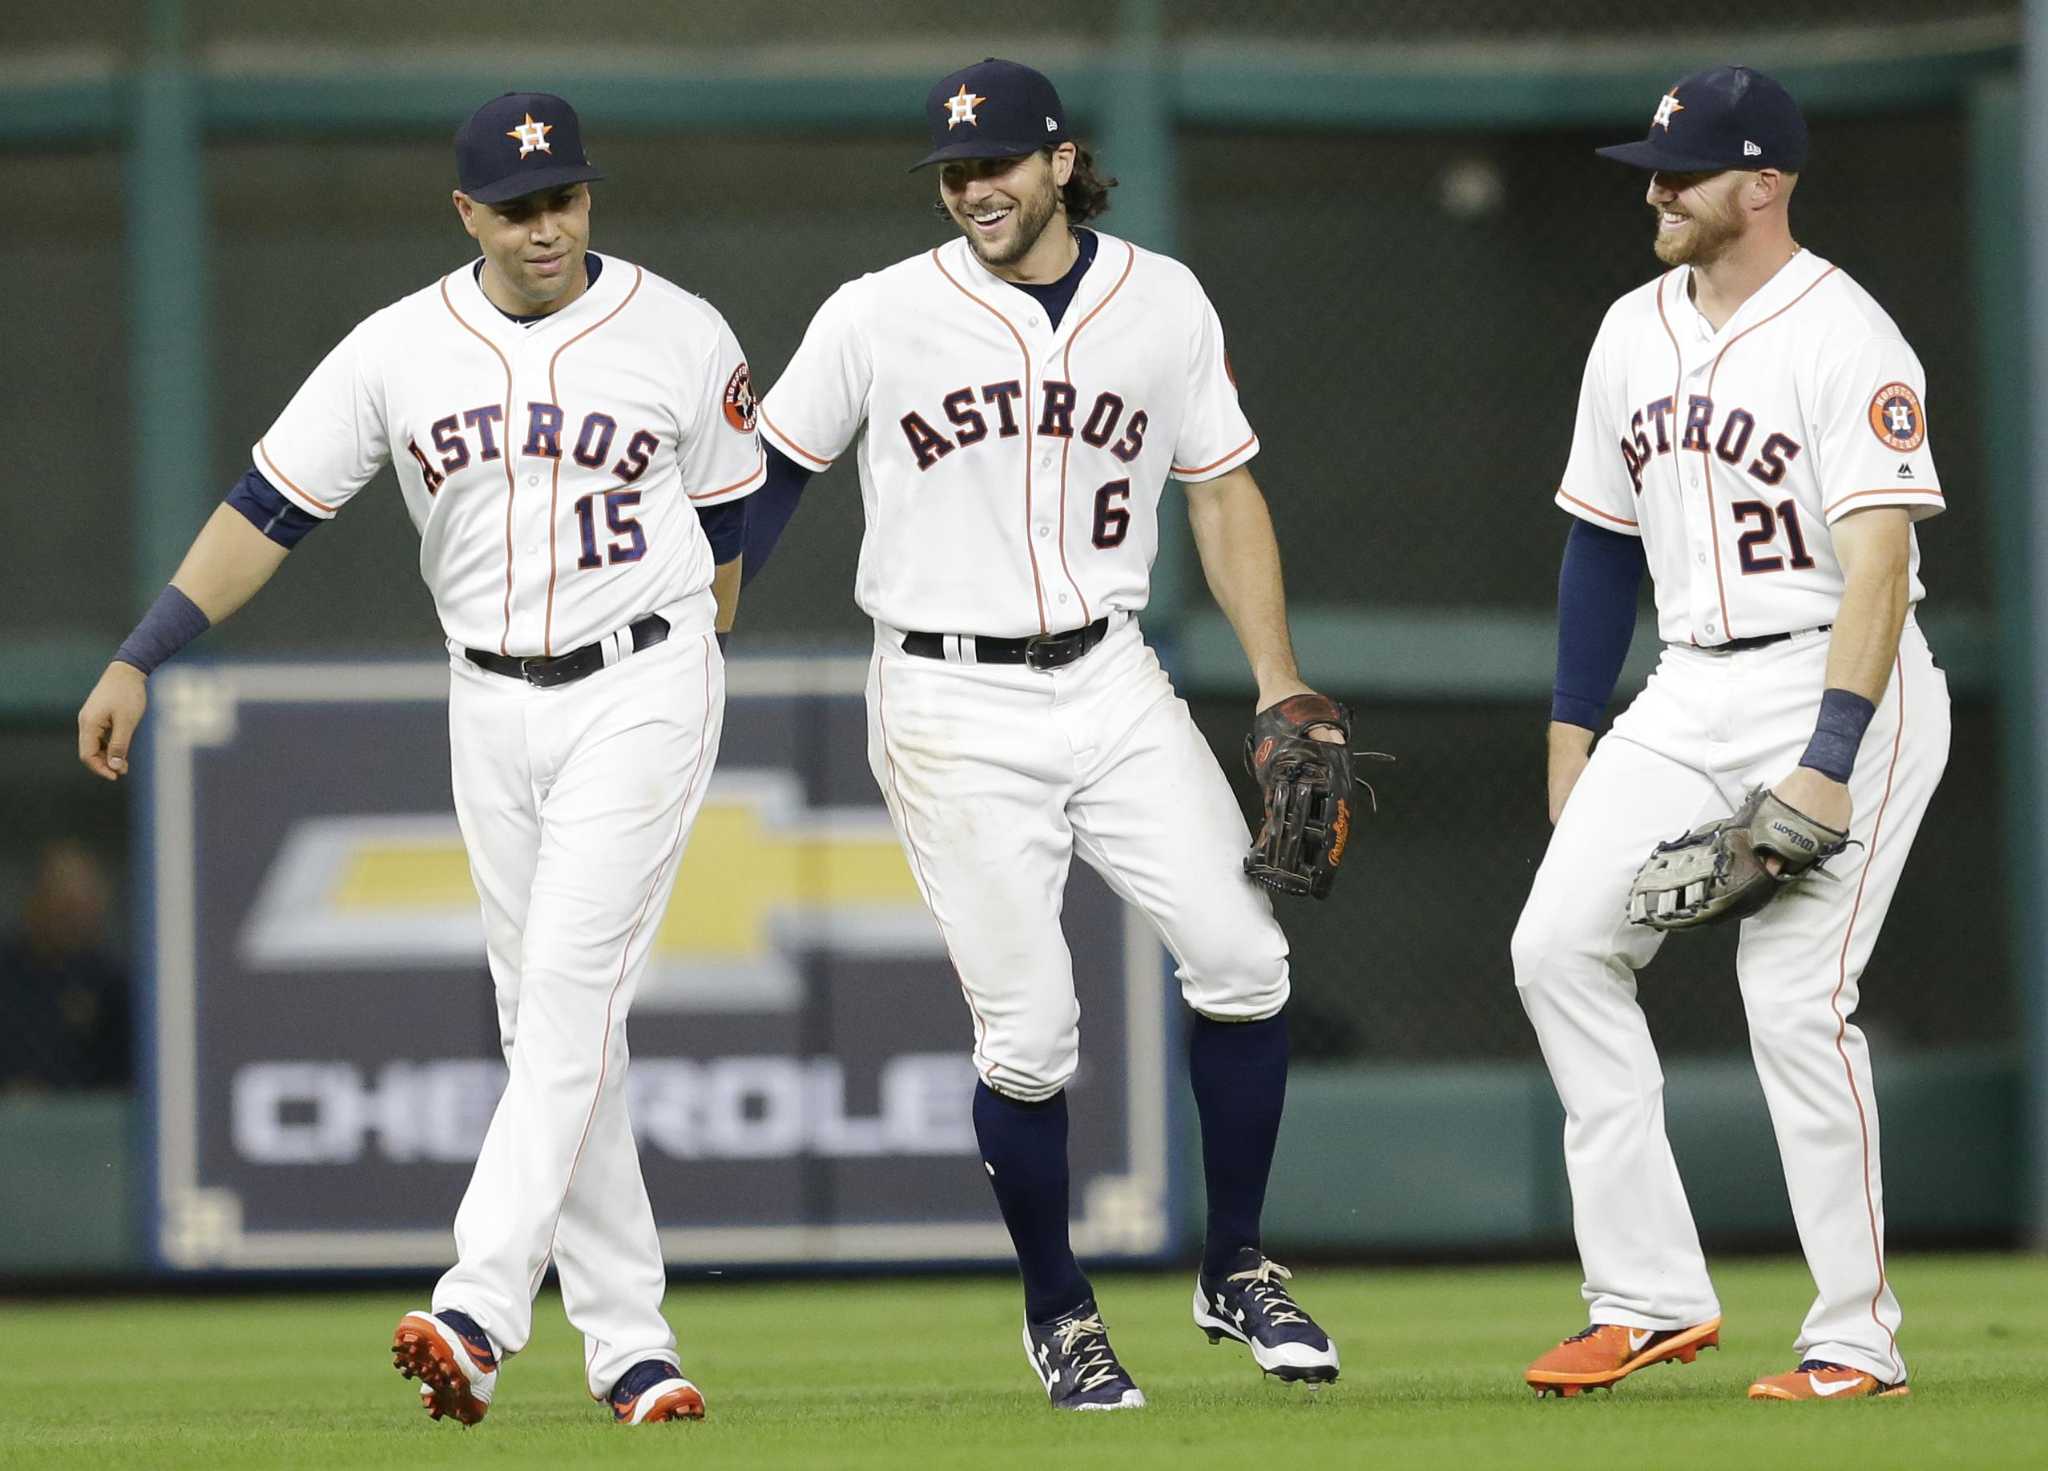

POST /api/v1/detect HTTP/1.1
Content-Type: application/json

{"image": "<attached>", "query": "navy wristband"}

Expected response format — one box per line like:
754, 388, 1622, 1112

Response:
113, 585, 211, 676
1798, 687, 1877, 784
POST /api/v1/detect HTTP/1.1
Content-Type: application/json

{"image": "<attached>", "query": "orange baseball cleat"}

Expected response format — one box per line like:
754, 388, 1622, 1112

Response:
607, 1359, 708, 1424
1748, 1360, 1910, 1400
1525, 1317, 1722, 1397
391, 1309, 498, 1426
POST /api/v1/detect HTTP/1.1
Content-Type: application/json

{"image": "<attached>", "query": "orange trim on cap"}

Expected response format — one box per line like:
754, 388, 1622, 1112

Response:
932, 247, 1048, 635
759, 408, 834, 470
1173, 434, 1257, 479
1051, 240, 1136, 626
540, 265, 644, 656
688, 440, 766, 501
1823, 486, 1946, 517
1557, 488, 1639, 529
255, 440, 340, 514
439, 273, 521, 657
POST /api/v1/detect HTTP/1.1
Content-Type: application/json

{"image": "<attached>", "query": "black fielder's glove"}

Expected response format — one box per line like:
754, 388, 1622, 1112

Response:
1626, 785, 1854, 930
1243, 693, 1359, 900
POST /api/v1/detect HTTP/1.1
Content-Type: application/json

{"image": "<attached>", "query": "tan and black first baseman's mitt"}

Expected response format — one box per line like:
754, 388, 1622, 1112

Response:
1244, 694, 1359, 900
1627, 785, 1853, 931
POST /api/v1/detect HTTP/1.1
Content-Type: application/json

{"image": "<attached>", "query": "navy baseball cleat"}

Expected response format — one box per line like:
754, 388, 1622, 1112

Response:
392, 1308, 498, 1425
607, 1358, 706, 1424
1022, 1298, 1146, 1411
1194, 1249, 1341, 1384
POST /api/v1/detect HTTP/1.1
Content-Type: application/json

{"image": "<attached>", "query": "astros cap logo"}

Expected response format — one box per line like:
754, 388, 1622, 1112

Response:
1651, 91, 1685, 131
945, 84, 985, 129
506, 113, 554, 157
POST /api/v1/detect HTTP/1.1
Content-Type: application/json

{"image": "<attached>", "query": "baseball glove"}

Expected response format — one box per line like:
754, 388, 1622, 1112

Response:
1626, 785, 1853, 931
1243, 693, 1359, 900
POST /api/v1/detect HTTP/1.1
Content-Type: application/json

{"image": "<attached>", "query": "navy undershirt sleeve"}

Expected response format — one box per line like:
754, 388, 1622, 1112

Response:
695, 498, 746, 563
1552, 518, 1648, 729
225, 467, 323, 549
740, 443, 815, 587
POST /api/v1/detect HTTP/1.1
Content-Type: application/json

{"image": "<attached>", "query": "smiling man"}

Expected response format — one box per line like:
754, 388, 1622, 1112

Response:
76, 91, 764, 1427
743, 57, 1349, 1410
1514, 66, 1949, 1403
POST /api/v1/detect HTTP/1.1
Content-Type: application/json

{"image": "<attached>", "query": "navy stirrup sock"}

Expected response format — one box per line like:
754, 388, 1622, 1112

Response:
1189, 1011, 1290, 1280
972, 1081, 1091, 1322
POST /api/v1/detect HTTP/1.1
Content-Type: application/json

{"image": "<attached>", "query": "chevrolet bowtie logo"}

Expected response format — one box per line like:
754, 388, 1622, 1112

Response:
237, 772, 933, 1012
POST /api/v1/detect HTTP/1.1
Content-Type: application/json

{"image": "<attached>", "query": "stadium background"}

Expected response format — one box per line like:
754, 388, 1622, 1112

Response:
0, 0, 2040, 1280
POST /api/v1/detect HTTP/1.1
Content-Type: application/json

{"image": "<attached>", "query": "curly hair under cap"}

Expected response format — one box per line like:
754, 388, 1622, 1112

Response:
1056, 145, 1118, 224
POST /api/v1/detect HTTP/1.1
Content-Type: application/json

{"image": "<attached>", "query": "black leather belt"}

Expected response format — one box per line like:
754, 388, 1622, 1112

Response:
465, 614, 670, 688
901, 616, 1110, 672
1714, 623, 1832, 653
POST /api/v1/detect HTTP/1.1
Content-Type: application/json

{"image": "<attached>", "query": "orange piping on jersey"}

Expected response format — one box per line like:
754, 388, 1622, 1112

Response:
1052, 240, 1135, 626
1831, 650, 1908, 1378
1652, 270, 1734, 642
440, 274, 522, 656
541, 266, 645, 657
1823, 485, 1946, 518
255, 440, 340, 514
1699, 264, 1840, 642
931, 247, 1048, 635
1172, 435, 1258, 479
688, 440, 766, 501
759, 409, 834, 469
1556, 488, 1639, 530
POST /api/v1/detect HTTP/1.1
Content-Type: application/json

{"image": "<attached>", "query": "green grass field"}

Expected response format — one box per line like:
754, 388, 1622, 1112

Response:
4, 1253, 2043, 1470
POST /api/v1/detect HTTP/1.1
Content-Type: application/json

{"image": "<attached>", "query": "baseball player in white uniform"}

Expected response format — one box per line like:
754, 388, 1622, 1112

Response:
1516, 67, 1947, 1402
76, 92, 763, 1427
744, 59, 1342, 1409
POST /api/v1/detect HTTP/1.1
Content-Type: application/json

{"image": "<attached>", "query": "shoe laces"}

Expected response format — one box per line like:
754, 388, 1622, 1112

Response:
1795, 1359, 1854, 1375
1561, 1324, 1603, 1345
1227, 1256, 1308, 1326
1052, 1313, 1123, 1392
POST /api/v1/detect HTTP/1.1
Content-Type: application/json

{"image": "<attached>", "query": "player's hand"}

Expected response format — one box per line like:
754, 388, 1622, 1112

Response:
1764, 766, 1852, 875
78, 662, 148, 782
1256, 680, 1344, 744
1546, 722, 1595, 824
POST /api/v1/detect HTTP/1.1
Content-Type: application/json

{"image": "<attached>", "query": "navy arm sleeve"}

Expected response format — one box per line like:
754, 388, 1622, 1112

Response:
224, 467, 323, 549
695, 499, 746, 563
1552, 518, 1647, 730
739, 442, 816, 588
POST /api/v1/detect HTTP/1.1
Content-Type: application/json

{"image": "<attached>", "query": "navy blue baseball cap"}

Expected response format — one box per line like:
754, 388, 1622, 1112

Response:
913, 58, 1070, 170
456, 92, 606, 204
1595, 66, 1808, 174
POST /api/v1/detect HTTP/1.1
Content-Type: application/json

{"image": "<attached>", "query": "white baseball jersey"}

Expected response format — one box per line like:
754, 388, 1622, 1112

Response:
758, 231, 1256, 637
1558, 249, 1943, 646
256, 254, 765, 656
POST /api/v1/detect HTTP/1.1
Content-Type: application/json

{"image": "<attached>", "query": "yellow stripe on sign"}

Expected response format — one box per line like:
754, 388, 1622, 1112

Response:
657, 803, 920, 958
333, 846, 477, 909
323, 798, 922, 964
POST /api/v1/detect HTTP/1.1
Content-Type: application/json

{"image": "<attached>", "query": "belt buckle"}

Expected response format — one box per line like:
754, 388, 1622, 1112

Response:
519, 656, 560, 688
1024, 631, 1075, 673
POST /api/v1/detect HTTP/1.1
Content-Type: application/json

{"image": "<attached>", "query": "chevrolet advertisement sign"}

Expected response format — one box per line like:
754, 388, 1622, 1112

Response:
145, 659, 1170, 1271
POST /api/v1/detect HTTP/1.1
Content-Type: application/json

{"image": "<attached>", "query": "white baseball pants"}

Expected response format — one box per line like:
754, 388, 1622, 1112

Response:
866, 616, 1290, 1103
1513, 619, 1948, 1384
434, 622, 723, 1400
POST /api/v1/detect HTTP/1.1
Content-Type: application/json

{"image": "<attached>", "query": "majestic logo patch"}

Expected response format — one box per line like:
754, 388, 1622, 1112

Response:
506, 113, 554, 158
1868, 383, 1926, 452
1652, 91, 1685, 131
723, 362, 758, 433
945, 85, 986, 129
